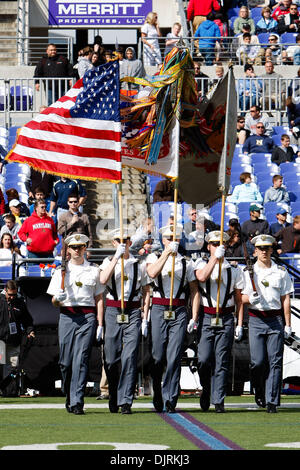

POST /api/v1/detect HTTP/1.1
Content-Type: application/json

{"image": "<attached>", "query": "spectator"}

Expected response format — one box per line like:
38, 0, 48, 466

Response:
225, 229, 243, 258
8, 200, 28, 226
120, 47, 146, 94
104, 50, 113, 62
264, 33, 287, 65
272, 0, 292, 21
77, 46, 93, 78
183, 207, 199, 237
277, 2, 300, 33
274, 214, 300, 252
0, 187, 5, 216
214, 12, 229, 62
264, 174, 290, 202
141, 12, 162, 67
286, 95, 300, 145
130, 216, 161, 256
194, 61, 209, 98
236, 32, 263, 65
153, 178, 176, 202
0, 214, 20, 243
238, 64, 262, 112
0, 233, 22, 267
208, 64, 224, 93
256, 6, 279, 34
230, 171, 263, 203
234, 6, 255, 35
93, 35, 103, 53
34, 43, 74, 105
271, 133, 300, 164
242, 122, 275, 153
186, 0, 221, 34
18, 199, 59, 259
195, 12, 221, 65
29, 187, 51, 215
244, 104, 272, 135
91, 52, 101, 68
5, 188, 29, 217
258, 61, 284, 110
285, 33, 300, 64
185, 217, 206, 255
57, 193, 93, 249
237, 115, 250, 144
164, 22, 182, 56
49, 177, 87, 221
270, 208, 291, 235
241, 203, 270, 243
26, 168, 54, 201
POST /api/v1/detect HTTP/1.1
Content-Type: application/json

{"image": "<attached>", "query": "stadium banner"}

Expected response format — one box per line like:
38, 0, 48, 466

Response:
121, 114, 179, 179
48, 0, 153, 27
6, 61, 122, 183
178, 68, 237, 206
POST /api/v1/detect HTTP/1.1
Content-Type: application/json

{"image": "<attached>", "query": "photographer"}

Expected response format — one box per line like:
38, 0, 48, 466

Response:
278, 3, 300, 34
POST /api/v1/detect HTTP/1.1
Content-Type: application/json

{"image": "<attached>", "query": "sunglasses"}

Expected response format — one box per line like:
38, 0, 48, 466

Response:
256, 126, 264, 128
68, 200, 78, 204
69, 244, 85, 250
210, 242, 220, 247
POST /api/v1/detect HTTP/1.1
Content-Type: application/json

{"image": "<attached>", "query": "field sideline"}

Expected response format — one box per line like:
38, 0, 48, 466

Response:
1, 395, 300, 452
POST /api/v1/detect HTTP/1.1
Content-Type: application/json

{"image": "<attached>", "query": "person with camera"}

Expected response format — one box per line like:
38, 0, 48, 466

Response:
278, 3, 300, 34
0, 280, 34, 395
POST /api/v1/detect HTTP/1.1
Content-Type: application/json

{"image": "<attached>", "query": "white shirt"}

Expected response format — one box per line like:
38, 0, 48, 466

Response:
100, 255, 148, 301
146, 253, 195, 299
242, 261, 294, 311
194, 258, 244, 308
47, 259, 104, 306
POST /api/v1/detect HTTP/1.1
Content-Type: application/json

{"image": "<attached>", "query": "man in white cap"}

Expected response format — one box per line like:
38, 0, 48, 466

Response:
99, 228, 150, 415
242, 234, 293, 413
47, 233, 105, 415
146, 224, 200, 413
194, 231, 244, 413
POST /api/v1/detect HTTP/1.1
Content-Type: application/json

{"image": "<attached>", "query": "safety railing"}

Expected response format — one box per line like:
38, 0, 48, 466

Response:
0, 36, 74, 66
139, 36, 299, 66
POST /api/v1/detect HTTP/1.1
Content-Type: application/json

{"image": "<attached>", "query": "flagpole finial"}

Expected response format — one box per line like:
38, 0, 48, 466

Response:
228, 61, 234, 69
175, 37, 186, 49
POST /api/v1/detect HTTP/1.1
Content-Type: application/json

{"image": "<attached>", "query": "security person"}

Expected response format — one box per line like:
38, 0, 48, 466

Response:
242, 234, 293, 413
47, 234, 104, 415
194, 231, 244, 413
146, 224, 200, 413
100, 229, 150, 415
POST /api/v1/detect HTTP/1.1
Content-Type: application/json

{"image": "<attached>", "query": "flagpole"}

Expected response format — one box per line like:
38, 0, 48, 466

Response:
118, 181, 125, 318
215, 191, 226, 326
168, 177, 178, 314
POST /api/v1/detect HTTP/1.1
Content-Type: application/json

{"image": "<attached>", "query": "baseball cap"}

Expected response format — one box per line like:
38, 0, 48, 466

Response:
9, 199, 20, 208
276, 207, 288, 214
249, 203, 263, 212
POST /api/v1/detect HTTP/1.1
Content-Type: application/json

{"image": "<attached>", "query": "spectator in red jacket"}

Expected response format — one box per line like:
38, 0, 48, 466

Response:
187, 0, 221, 34
272, 0, 292, 21
18, 199, 59, 259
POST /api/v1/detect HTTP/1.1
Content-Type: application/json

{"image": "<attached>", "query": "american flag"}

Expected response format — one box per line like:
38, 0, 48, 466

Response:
6, 61, 122, 182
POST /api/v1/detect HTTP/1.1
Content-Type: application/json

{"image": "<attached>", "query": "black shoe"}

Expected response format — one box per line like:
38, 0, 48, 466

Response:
72, 404, 85, 415
165, 400, 176, 413
215, 403, 225, 413
255, 389, 266, 408
200, 388, 210, 411
153, 393, 164, 413
267, 403, 277, 413
121, 403, 132, 415
109, 397, 119, 413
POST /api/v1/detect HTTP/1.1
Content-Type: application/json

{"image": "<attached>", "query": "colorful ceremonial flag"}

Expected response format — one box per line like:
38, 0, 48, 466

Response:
122, 114, 180, 178
6, 61, 122, 182
178, 67, 237, 206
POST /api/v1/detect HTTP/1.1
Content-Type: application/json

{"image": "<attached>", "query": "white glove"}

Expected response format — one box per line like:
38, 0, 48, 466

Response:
96, 326, 103, 342
234, 326, 243, 341
187, 319, 197, 333
284, 326, 292, 339
169, 241, 179, 254
215, 245, 225, 259
55, 289, 67, 303
141, 319, 148, 337
114, 243, 126, 260
249, 292, 261, 305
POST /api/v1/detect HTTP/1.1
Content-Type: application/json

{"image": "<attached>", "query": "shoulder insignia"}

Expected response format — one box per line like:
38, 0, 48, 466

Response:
89, 262, 99, 268
278, 265, 286, 271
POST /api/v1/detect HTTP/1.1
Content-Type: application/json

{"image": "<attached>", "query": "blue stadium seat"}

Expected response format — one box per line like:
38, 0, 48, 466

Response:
272, 126, 289, 135
288, 191, 300, 202
10, 86, 33, 111
227, 7, 240, 17
0, 266, 13, 280
281, 32, 297, 43
251, 7, 262, 18
258, 33, 270, 45
272, 134, 283, 146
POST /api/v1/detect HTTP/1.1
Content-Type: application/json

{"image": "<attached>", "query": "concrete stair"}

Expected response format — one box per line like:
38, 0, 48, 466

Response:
0, 2, 18, 66
82, 168, 148, 248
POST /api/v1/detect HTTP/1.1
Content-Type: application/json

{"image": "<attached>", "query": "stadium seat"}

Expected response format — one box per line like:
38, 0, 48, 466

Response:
258, 33, 270, 45
272, 134, 283, 146
272, 126, 289, 135
10, 86, 33, 111
227, 7, 240, 17
251, 7, 262, 18
281, 32, 297, 43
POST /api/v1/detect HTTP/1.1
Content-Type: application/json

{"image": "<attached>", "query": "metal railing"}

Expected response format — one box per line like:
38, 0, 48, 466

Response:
139, 36, 298, 66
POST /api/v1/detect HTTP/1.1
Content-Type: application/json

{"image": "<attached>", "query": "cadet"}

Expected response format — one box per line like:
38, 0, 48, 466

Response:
194, 231, 244, 413
100, 229, 150, 415
47, 234, 104, 415
242, 234, 293, 413
146, 224, 200, 413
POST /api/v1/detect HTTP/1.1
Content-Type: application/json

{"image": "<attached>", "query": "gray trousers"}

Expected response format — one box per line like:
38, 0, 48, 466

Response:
249, 314, 284, 406
58, 312, 96, 408
104, 307, 141, 406
197, 313, 234, 405
151, 305, 187, 408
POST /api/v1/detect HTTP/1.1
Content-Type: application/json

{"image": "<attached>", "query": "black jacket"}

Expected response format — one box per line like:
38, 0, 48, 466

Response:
34, 54, 74, 79
0, 294, 34, 346
271, 146, 296, 165
241, 218, 270, 242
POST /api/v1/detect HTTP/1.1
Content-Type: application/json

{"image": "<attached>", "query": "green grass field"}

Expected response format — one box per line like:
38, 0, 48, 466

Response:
1, 395, 300, 451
